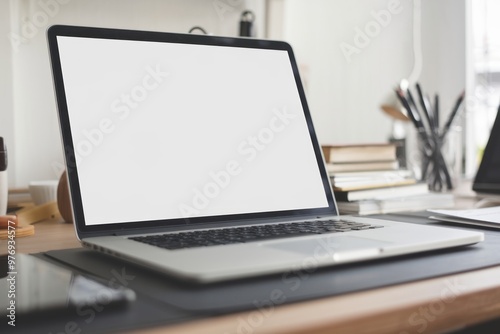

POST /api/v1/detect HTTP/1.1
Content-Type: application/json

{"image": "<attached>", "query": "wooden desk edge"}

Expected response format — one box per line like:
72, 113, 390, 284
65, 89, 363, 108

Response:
130, 265, 500, 334
8, 217, 500, 334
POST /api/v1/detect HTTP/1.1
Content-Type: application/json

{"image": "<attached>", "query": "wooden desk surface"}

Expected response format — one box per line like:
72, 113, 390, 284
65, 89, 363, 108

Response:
4, 209, 500, 333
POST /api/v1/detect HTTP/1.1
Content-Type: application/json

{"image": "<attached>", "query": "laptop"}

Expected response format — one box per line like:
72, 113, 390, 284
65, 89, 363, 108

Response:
473, 104, 500, 196
47, 25, 483, 283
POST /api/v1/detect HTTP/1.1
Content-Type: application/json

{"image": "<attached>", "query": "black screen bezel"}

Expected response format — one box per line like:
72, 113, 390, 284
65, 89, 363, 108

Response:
47, 25, 337, 238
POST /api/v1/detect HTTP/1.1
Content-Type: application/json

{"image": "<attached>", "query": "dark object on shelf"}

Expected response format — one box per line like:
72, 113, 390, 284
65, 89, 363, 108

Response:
188, 26, 208, 34
239, 10, 255, 37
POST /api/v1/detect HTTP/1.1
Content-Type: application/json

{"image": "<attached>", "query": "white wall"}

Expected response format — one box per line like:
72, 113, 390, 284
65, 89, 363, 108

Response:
0, 1, 15, 186
420, 0, 466, 124
1, 0, 467, 187
267, 0, 466, 150
3, 0, 265, 187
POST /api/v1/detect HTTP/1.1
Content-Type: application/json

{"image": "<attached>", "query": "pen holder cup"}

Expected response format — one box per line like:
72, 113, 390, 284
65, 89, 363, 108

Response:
412, 126, 463, 192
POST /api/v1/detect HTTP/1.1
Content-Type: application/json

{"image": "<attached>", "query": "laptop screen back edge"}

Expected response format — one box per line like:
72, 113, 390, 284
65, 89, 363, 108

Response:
47, 25, 337, 237
473, 105, 500, 195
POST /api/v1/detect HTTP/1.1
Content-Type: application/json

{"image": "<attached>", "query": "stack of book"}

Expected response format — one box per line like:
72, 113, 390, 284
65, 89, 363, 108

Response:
322, 143, 454, 215
322, 143, 400, 173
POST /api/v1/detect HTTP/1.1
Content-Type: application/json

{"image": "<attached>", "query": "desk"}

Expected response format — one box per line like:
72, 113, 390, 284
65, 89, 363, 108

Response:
4, 213, 500, 334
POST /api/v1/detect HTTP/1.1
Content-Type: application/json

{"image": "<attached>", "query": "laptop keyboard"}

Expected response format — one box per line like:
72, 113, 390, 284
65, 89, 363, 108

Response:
129, 219, 383, 250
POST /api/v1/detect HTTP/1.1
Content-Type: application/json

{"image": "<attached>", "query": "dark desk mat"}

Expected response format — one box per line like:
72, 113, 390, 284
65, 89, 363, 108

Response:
19, 214, 500, 333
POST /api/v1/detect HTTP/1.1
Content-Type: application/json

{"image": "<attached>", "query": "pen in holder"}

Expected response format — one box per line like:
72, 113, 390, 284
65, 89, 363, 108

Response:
395, 84, 464, 192
417, 128, 452, 192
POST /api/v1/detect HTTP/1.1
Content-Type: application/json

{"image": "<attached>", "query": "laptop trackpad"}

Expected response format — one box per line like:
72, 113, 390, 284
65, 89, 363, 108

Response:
263, 236, 392, 257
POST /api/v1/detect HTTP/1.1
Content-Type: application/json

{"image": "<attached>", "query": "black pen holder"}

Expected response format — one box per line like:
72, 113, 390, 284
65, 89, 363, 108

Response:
414, 126, 462, 192
394, 84, 465, 192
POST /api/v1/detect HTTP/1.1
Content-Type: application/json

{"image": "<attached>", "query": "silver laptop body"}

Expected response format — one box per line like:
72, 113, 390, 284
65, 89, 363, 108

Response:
47, 25, 483, 283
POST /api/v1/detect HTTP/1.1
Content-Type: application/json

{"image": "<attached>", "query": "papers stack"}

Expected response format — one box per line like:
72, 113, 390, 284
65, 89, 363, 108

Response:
429, 206, 500, 229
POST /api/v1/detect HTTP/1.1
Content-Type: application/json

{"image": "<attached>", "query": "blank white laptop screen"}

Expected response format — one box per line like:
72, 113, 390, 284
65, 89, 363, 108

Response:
56, 36, 329, 225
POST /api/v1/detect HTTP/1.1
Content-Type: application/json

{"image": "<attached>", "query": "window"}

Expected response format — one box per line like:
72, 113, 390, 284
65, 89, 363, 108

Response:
466, 0, 500, 175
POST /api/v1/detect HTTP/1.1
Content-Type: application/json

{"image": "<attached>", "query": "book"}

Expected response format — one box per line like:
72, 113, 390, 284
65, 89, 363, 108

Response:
330, 169, 414, 180
332, 178, 416, 192
331, 169, 416, 191
334, 183, 429, 202
338, 193, 455, 215
322, 143, 397, 163
325, 160, 399, 173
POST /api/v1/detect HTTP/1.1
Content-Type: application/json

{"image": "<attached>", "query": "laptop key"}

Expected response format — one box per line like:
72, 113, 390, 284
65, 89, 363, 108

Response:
130, 220, 383, 250
241, 232, 318, 243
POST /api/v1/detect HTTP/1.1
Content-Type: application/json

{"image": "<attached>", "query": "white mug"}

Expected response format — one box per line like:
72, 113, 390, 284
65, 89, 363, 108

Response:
29, 180, 59, 205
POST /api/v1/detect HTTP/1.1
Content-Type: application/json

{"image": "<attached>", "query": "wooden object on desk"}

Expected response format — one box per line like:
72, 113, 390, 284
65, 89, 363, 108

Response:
0, 225, 34, 239
0, 215, 17, 228
16, 201, 60, 224
0, 201, 60, 240
0, 215, 35, 239
57, 170, 74, 224
2, 217, 80, 255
